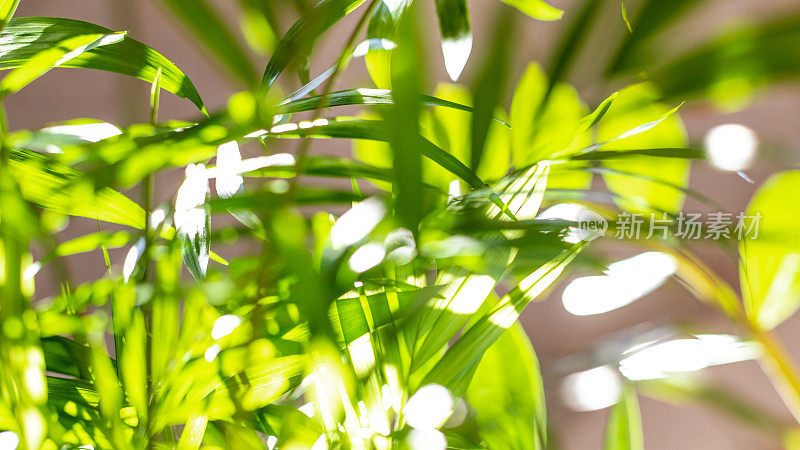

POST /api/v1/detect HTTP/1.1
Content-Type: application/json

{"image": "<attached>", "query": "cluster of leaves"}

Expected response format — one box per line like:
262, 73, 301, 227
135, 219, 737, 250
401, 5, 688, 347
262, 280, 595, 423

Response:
2, 0, 800, 449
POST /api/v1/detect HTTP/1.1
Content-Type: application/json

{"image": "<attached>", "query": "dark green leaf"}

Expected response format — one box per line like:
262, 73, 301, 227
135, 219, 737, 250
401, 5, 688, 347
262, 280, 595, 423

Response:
434, 0, 472, 81
470, 6, 515, 171
260, 0, 367, 92
608, 0, 711, 75
155, 0, 258, 86
651, 14, 800, 106
386, 4, 424, 230
270, 118, 484, 188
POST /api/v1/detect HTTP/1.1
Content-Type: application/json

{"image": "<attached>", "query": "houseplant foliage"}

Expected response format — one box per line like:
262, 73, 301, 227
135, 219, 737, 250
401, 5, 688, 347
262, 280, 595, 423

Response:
1, 0, 800, 448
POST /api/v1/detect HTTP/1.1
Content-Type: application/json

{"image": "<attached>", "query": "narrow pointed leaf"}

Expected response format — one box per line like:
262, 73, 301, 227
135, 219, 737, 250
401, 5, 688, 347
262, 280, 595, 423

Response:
499, 0, 563, 21
423, 243, 584, 387
434, 0, 472, 82
268, 118, 484, 188
0, 17, 206, 113
260, 0, 367, 91
604, 385, 644, 450
155, 0, 258, 86
0, 32, 125, 97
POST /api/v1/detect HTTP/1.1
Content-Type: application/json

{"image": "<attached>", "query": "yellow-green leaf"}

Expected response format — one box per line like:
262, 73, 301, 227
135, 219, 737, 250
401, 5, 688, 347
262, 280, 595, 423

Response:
740, 171, 800, 330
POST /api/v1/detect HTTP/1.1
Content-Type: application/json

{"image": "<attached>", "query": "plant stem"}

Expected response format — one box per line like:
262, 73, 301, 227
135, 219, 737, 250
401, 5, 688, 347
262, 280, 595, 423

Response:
749, 325, 800, 424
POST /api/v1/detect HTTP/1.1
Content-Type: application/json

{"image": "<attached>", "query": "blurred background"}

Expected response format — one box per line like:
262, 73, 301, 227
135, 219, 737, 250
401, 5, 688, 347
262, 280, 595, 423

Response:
10, 0, 800, 448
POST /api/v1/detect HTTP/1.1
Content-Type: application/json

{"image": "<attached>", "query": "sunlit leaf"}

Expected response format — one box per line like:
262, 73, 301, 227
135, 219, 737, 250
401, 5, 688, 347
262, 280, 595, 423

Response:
424, 243, 583, 387
740, 171, 800, 330
175, 163, 211, 280
509, 64, 589, 165
364, 0, 410, 88
597, 83, 689, 214
0, 32, 124, 97
604, 385, 644, 450
466, 323, 547, 449
0, 0, 19, 32
0, 18, 206, 113
499, 0, 563, 21
434, 0, 472, 82
8, 149, 143, 228
470, 7, 515, 172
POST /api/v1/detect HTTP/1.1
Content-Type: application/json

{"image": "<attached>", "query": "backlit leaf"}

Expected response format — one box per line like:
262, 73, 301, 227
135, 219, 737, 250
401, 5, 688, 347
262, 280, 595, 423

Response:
0, 17, 206, 113
740, 171, 800, 330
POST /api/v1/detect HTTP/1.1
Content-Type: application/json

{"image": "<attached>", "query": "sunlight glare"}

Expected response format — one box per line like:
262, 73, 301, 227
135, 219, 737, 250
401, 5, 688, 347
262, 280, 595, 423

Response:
330, 198, 386, 249
560, 365, 622, 411
348, 243, 386, 273
562, 252, 677, 316
620, 334, 761, 380
211, 315, 242, 340
704, 124, 758, 171
404, 384, 454, 430
407, 429, 447, 450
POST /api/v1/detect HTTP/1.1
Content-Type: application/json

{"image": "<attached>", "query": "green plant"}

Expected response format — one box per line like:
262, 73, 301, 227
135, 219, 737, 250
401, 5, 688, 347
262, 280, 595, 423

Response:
1, 0, 800, 449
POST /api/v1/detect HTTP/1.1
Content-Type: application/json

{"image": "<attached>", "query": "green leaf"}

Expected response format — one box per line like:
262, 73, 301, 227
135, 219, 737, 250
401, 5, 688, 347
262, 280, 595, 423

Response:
607, 0, 711, 75
234, 0, 278, 55
470, 6, 515, 171
175, 164, 210, 280
154, 0, 258, 86
119, 311, 147, 424
386, 4, 424, 231
466, 323, 547, 450
0, 0, 19, 32
427, 84, 511, 183
176, 413, 208, 450
434, 0, 472, 81
364, 0, 410, 88
597, 83, 689, 214
331, 287, 443, 345
8, 149, 144, 228
499, 0, 563, 21
546, 0, 601, 93
650, 14, 800, 108
0, 32, 125, 97
41, 336, 99, 379
621, 1, 632, 33
423, 243, 583, 387
509, 64, 589, 165
740, 171, 800, 330
604, 385, 644, 450
260, 0, 367, 91
340, 85, 511, 192
272, 117, 484, 188
0, 17, 206, 113
279, 88, 478, 116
